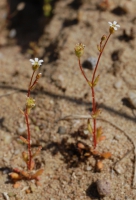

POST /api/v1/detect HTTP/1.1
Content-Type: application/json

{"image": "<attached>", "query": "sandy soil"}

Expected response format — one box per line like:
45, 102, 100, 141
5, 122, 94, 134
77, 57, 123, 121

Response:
0, 0, 136, 199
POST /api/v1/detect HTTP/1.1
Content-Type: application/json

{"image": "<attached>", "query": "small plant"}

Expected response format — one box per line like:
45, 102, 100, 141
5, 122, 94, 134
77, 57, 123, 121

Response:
75, 21, 120, 159
9, 58, 44, 187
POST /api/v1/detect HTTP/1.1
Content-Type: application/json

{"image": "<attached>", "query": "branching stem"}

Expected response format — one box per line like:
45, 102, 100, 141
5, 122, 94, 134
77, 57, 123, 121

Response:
78, 33, 111, 149
27, 71, 35, 97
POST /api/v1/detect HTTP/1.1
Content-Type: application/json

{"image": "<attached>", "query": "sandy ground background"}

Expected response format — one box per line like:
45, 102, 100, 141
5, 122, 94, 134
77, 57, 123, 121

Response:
0, 0, 136, 199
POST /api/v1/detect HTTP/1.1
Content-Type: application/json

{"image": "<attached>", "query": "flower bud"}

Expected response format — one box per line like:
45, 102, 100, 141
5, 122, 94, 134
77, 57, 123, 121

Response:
101, 35, 107, 41
36, 73, 42, 80
75, 43, 85, 58
109, 26, 115, 34
22, 151, 28, 162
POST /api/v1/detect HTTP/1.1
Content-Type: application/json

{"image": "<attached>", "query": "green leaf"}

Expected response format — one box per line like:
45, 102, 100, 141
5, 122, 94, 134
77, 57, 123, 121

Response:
88, 122, 93, 134
93, 75, 100, 87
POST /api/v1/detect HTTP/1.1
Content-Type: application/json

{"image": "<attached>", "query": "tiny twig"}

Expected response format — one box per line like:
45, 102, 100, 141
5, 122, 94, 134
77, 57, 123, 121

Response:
2, 193, 10, 200
113, 149, 132, 167
56, 114, 92, 122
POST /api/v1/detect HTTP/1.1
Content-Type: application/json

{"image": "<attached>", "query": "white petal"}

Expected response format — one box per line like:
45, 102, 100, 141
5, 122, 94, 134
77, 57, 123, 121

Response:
30, 59, 34, 62
35, 58, 38, 62
116, 24, 120, 27
113, 21, 117, 25
114, 27, 117, 30
39, 60, 43, 63
108, 22, 112, 25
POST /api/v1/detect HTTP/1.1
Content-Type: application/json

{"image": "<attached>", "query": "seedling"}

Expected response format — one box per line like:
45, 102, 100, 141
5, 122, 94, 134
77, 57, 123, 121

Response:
9, 58, 44, 186
75, 21, 120, 157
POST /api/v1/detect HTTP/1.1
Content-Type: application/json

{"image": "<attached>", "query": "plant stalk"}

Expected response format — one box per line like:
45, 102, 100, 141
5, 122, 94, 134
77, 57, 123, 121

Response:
78, 33, 111, 149
24, 111, 32, 170
25, 71, 36, 170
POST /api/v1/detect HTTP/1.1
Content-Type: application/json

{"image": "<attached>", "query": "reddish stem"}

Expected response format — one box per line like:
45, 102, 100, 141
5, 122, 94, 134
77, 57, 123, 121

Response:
29, 78, 38, 91
78, 59, 89, 83
24, 110, 32, 170
92, 33, 111, 82
25, 70, 36, 170
27, 71, 35, 97
78, 33, 111, 149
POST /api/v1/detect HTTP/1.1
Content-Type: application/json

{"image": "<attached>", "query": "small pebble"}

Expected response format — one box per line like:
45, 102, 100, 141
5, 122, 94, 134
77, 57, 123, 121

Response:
114, 135, 121, 141
83, 130, 89, 135
77, 142, 85, 149
4, 134, 12, 144
14, 150, 20, 155
57, 126, 66, 134
3, 168, 11, 174
128, 90, 136, 108
96, 179, 111, 197
17, 127, 27, 134
30, 185, 37, 193
17, 2, 25, 11
9, 29, 16, 38
82, 57, 97, 70
85, 166, 92, 171
114, 164, 125, 174
114, 80, 122, 89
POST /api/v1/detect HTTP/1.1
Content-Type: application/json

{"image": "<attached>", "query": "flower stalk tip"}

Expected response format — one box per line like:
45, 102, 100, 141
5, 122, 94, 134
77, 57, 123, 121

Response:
108, 21, 120, 34
29, 58, 44, 71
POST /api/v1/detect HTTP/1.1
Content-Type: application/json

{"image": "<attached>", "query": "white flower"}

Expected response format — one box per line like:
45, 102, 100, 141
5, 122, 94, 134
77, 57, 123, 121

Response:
30, 58, 43, 71
29, 58, 43, 66
108, 21, 120, 31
